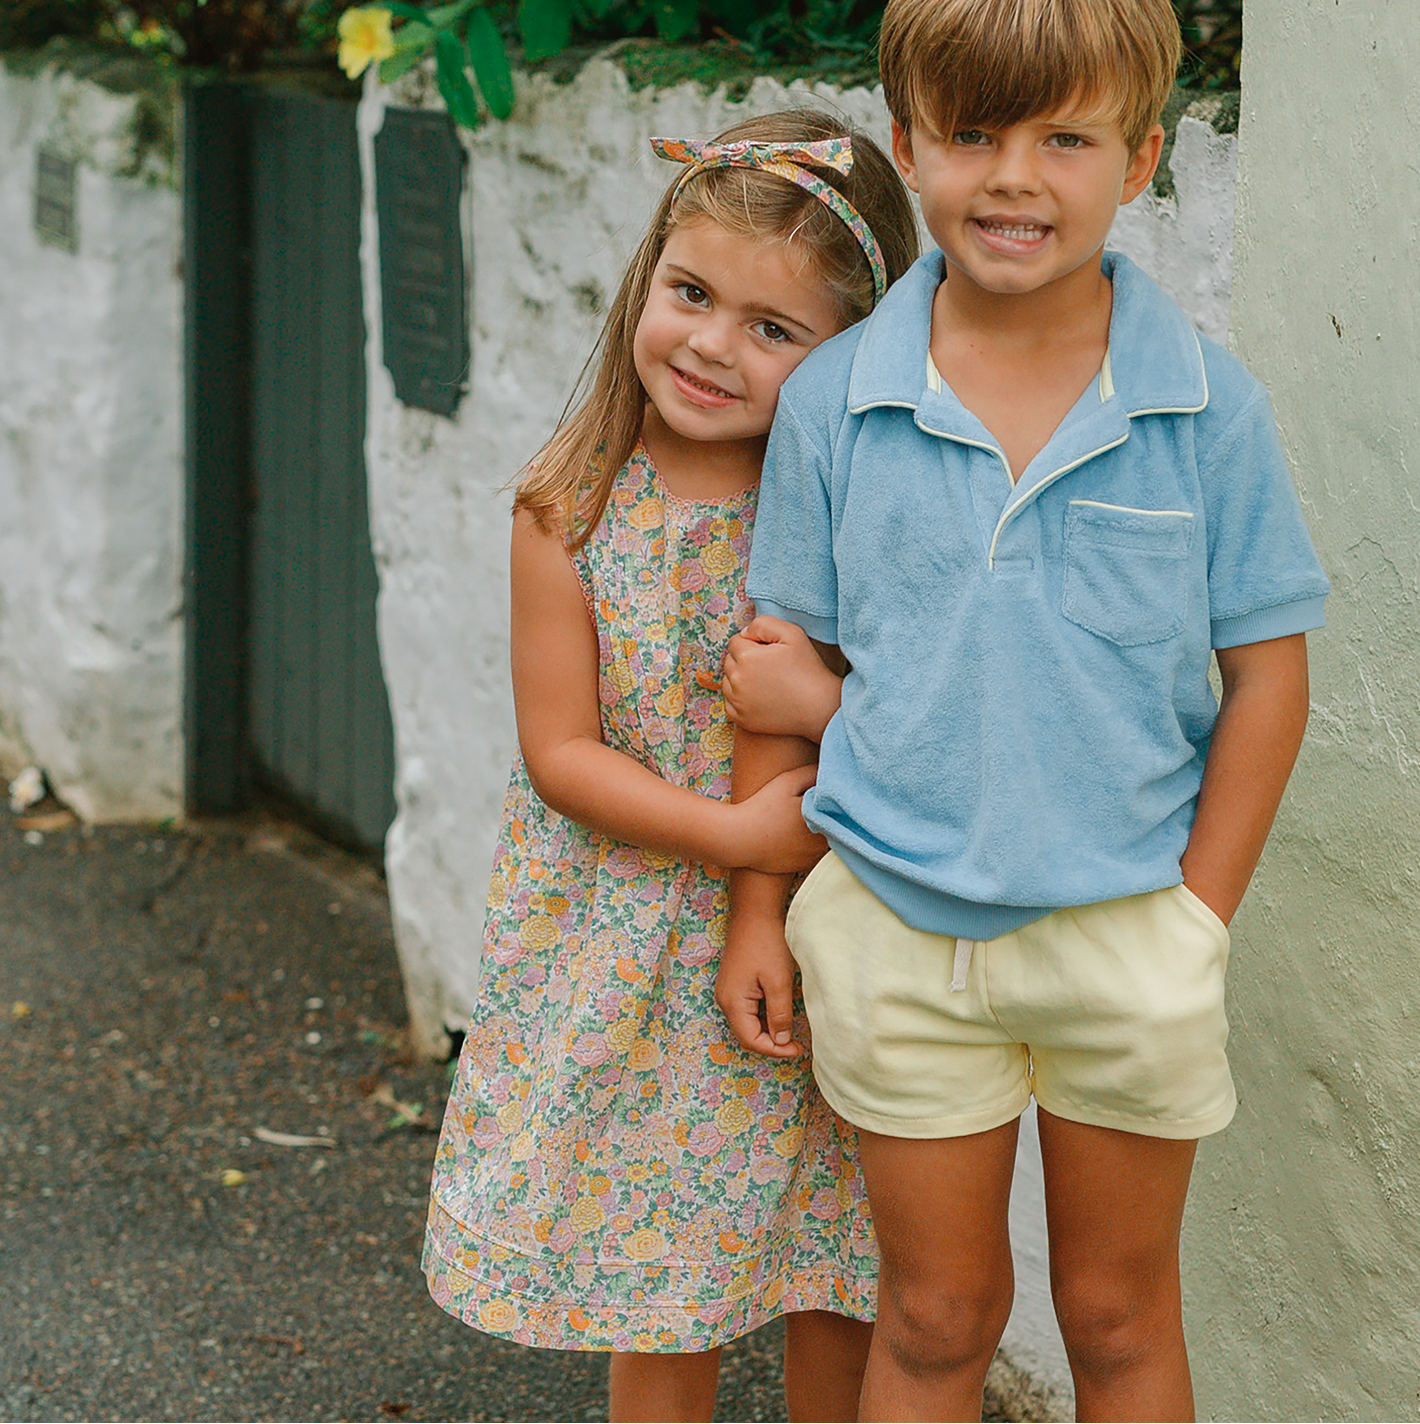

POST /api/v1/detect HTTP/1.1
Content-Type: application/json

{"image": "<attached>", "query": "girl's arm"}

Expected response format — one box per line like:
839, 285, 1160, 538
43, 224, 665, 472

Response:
716, 620, 847, 1057
511, 509, 825, 874
1180, 633, 1310, 923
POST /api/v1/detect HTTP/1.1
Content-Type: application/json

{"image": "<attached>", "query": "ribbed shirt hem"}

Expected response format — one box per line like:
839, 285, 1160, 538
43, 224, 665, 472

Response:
1211, 594, 1326, 648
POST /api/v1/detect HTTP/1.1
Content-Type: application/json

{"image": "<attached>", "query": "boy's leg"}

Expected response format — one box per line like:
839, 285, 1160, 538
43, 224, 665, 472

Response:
856, 1119, 1020, 1422
608, 1348, 721, 1422
783, 1310, 873, 1422
1038, 1110, 1197, 1423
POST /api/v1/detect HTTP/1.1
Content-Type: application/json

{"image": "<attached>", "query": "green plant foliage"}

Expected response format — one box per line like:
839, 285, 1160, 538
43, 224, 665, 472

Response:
3, 0, 1244, 111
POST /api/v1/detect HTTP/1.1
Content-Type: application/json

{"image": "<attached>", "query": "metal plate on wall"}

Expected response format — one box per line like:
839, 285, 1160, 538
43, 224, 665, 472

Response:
373, 109, 468, 416
34, 148, 78, 253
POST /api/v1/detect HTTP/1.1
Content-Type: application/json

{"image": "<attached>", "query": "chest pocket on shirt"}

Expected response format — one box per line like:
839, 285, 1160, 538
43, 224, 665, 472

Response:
1061, 501, 1194, 646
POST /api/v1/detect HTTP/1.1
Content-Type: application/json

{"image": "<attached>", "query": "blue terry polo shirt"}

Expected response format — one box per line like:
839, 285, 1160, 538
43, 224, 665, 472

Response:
747, 249, 1330, 941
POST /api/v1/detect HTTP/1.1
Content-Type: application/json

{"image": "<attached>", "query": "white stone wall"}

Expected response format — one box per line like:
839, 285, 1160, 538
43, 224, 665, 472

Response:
360, 58, 1238, 1412
1186, 5, 1420, 1418
0, 58, 184, 821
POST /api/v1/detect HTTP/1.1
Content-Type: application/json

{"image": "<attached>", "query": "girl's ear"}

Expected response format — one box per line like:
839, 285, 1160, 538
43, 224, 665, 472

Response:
890, 121, 922, 194
1121, 123, 1166, 205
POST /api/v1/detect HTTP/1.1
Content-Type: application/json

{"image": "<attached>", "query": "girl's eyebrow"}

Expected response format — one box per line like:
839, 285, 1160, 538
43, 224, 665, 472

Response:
663, 262, 823, 338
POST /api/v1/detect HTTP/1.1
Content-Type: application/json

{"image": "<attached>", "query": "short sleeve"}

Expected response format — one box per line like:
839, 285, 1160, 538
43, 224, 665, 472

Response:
746, 398, 840, 644
1200, 387, 1330, 648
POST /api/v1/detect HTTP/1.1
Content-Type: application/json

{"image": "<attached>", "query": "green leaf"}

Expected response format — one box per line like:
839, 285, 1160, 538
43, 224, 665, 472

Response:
518, 0, 572, 60
424, 0, 478, 28
653, 0, 699, 43
435, 28, 482, 128
466, 10, 515, 120
578, 0, 615, 17
380, 1, 433, 23
377, 21, 435, 82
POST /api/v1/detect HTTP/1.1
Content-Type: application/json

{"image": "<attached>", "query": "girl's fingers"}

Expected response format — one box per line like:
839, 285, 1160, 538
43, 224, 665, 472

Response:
761, 976, 801, 1052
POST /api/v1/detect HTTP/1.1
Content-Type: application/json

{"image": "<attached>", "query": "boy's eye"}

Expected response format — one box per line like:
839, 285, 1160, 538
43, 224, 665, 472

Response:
754, 320, 793, 344
1051, 133, 1086, 149
954, 129, 990, 146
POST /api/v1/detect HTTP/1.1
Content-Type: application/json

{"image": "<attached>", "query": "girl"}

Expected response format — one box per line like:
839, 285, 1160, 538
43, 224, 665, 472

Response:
423, 108, 919, 1422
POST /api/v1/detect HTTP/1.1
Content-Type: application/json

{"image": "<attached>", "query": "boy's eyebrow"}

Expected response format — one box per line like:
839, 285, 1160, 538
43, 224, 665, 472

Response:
663, 262, 823, 337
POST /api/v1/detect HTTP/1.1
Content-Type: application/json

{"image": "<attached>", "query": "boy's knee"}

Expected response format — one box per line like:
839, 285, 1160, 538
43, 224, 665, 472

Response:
1052, 1272, 1180, 1377
879, 1275, 1013, 1378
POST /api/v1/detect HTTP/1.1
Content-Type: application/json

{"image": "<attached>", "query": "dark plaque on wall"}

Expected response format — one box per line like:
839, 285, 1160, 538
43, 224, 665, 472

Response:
34, 148, 78, 253
374, 109, 469, 416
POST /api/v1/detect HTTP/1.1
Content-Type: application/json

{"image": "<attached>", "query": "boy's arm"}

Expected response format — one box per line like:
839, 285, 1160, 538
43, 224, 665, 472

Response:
717, 725, 821, 1059
1180, 633, 1310, 923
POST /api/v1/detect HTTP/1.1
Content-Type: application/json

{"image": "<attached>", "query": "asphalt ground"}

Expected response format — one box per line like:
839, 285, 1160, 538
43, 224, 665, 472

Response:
0, 809, 797, 1423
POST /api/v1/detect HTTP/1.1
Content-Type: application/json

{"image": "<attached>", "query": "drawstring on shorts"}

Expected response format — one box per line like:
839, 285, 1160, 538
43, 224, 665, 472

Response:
951, 938, 981, 993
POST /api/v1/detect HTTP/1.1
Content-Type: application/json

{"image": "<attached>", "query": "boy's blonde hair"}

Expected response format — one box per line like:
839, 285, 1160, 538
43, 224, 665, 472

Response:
516, 108, 920, 549
879, 0, 1182, 153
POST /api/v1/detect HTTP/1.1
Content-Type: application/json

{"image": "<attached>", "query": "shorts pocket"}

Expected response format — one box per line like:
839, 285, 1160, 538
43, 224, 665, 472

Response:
1062, 501, 1194, 646
1175, 882, 1232, 958
785, 851, 836, 942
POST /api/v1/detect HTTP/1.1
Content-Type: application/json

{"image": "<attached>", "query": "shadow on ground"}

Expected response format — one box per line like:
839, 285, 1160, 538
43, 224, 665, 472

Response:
0, 810, 1039, 1423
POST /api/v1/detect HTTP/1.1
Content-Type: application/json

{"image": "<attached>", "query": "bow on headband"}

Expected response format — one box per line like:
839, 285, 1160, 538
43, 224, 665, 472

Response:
649, 135, 888, 305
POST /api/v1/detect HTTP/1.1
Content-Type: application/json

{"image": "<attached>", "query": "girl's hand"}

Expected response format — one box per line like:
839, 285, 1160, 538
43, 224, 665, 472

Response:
731, 764, 826, 874
716, 908, 805, 1059
722, 615, 843, 742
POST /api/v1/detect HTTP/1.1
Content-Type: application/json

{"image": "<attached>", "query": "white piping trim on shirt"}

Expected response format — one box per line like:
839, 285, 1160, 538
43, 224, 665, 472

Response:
1068, 500, 1195, 519
986, 436, 1131, 568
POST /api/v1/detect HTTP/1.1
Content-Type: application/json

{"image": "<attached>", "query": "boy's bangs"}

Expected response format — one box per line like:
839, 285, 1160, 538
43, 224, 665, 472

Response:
907, 23, 1129, 142
881, 0, 1180, 150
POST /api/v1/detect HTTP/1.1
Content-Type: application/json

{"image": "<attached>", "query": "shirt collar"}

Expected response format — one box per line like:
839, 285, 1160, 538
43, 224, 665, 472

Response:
848, 248, 1209, 421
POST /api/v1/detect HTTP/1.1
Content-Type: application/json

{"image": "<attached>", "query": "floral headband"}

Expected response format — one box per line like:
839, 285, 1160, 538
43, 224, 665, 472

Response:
649, 135, 889, 306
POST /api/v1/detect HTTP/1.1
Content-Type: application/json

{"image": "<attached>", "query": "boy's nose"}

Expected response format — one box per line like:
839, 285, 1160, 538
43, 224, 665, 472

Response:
986, 141, 1043, 196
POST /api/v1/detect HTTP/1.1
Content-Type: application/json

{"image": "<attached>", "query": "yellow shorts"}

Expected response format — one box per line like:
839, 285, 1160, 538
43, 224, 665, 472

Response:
786, 852, 1236, 1141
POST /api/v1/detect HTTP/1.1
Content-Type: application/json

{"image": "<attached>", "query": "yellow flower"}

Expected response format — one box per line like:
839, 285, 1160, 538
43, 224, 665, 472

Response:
495, 1100, 523, 1134
628, 1039, 662, 1072
624, 1228, 667, 1260
700, 720, 735, 761
627, 496, 665, 531
701, 540, 736, 579
715, 1098, 753, 1134
521, 915, 559, 952
570, 1197, 605, 1233
508, 1130, 535, 1161
654, 682, 685, 718
478, 1298, 519, 1332
773, 1125, 805, 1157
607, 1017, 638, 1052
336, 6, 395, 79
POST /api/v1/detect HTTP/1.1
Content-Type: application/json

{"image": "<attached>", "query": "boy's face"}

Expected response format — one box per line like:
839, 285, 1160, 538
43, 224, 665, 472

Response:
891, 101, 1163, 302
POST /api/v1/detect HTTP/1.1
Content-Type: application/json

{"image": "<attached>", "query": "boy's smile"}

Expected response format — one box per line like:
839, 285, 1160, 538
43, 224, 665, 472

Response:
891, 105, 1163, 307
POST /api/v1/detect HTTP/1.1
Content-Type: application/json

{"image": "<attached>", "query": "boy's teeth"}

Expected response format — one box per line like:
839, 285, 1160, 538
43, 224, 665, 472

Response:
981, 221, 1047, 240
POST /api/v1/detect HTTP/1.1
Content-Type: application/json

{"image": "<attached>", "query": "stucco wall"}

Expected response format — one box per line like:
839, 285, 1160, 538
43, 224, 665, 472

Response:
0, 56, 184, 821
1186, 6, 1420, 1419
359, 59, 1238, 1412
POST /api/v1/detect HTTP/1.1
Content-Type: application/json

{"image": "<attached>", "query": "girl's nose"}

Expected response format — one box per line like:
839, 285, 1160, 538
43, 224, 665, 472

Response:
687, 317, 735, 364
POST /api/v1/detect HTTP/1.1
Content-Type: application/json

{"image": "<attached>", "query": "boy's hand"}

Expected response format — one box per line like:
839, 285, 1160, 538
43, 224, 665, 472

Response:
723, 616, 843, 742
730, 765, 827, 874
716, 908, 805, 1059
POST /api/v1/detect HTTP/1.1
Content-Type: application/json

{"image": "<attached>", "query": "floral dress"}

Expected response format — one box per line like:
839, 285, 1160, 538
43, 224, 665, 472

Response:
423, 448, 877, 1352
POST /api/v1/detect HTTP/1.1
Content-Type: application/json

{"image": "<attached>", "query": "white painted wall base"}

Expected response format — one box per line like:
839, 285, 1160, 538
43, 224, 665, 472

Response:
0, 57, 183, 821
360, 57, 1239, 1412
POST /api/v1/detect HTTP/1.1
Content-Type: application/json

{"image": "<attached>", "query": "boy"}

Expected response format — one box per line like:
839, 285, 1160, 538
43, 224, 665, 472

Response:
716, 0, 1330, 1418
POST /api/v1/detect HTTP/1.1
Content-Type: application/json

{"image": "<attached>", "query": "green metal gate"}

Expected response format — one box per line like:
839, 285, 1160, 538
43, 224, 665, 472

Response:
184, 81, 396, 852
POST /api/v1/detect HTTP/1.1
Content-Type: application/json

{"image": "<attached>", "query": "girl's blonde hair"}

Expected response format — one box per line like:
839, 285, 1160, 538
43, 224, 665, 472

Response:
516, 108, 921, 548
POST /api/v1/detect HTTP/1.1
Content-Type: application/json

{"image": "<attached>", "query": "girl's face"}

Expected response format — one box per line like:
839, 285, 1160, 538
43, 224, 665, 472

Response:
633, 219, 841, 449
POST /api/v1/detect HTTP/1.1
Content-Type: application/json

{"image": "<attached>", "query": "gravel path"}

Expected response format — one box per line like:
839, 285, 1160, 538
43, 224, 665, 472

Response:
0, 812, 789, 1423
